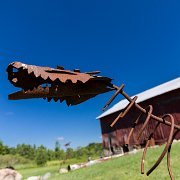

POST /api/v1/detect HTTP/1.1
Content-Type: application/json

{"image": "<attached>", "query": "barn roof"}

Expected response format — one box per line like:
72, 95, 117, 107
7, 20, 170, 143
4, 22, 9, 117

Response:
97, 77, 180, 119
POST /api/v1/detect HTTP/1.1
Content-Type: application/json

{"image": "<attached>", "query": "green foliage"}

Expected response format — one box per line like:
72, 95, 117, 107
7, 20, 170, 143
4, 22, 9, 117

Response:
74, 143, 103, 159
75, 147, 88, 159
66, 148, 74, 159
55, 142, 180, 180
0, 141, 10, 155
54, 141, 65, 160
86, 143, 103, 157
0, 154, 31, 168
9, 147, 17, 155
16, 144, 35, 160
17, 142, 180, 179
47, 149, 56, 161
0, 140, 103, 167
35, 146, 48, 166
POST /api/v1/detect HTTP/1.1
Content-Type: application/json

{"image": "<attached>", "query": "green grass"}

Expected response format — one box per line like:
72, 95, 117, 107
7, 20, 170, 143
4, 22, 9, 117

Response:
18, 158, 88, 178
19, 142, 180, 180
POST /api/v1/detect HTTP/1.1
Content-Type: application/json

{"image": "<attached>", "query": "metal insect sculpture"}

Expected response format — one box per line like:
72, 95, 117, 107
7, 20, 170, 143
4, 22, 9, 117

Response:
7, 62, 113, 105
102, 84, 179, 180
7, 62, 179, 180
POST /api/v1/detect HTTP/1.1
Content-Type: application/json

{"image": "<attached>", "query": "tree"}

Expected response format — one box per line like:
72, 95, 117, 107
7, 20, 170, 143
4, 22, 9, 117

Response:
47, 149, 55, 161
16, 144, 35, 160
75, 147, 88, 159
87, 143, 103, 157
54, 141, 65, 160
0, 141, 10, 155
35, 146, 48, 166
66, 148, 74, 159
55, 141, 60, 152
9, 147, 16, 155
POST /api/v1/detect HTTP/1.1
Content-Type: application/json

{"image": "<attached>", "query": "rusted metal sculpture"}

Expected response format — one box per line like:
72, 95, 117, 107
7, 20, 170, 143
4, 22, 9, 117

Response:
103, 84, 180, 180
7, 62, 179, 180
7, 62, 113, 105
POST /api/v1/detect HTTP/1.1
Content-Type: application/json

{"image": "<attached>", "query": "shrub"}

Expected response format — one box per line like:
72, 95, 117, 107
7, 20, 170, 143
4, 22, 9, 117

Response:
35, 146, 48, 166
0, 154, 31, 168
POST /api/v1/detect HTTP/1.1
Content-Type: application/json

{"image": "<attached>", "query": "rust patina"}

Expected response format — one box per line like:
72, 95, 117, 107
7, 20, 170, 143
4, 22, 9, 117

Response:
7, 62, 113, 105
7, 61, 179, 180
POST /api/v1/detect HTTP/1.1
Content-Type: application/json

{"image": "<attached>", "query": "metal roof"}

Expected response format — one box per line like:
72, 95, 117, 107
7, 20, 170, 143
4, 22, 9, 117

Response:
97, 77, 180, 119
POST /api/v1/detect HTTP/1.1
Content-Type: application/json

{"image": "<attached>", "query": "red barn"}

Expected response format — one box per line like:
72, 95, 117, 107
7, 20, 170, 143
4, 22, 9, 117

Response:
97, 77, 180, 155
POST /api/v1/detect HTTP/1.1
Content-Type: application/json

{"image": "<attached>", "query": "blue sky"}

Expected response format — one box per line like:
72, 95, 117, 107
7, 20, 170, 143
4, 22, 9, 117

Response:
0, 0, 179, 149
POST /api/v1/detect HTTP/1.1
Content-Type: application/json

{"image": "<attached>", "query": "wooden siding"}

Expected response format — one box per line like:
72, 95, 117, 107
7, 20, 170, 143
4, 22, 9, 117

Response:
100, 89, 180, 149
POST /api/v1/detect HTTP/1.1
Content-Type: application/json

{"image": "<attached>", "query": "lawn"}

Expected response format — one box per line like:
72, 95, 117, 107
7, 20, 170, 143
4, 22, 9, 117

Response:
19, 142, 180, 180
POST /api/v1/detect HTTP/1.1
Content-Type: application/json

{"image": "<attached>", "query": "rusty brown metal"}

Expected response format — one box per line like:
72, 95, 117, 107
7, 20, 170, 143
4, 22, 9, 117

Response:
136, 105, 153, 140
6, 62, 179, 179
112, 84, 180, 131
125, 105, 153, 145
141, 121, 160, 174
167, 129, 179, 180
110, 96, 137, 127
102, 84, 124, 111
7, 62, 113, 105
105, 84, 179, 180
146, 114, 174, 176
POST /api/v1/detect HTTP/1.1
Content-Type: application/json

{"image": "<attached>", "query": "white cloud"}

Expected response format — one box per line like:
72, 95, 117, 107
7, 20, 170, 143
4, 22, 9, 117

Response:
57, 136, 64, 141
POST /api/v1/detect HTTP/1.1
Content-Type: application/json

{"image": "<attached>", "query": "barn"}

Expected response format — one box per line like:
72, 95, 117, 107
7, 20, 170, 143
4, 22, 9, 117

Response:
97, 77, 180, 155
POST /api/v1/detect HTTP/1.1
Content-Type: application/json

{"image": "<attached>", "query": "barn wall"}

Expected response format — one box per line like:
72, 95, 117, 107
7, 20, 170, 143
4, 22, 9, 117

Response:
100, 89, 180, 153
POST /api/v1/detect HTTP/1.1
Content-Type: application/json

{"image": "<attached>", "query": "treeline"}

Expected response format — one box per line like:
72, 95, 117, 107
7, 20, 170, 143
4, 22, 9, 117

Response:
0, 141, 103, 166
